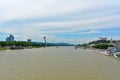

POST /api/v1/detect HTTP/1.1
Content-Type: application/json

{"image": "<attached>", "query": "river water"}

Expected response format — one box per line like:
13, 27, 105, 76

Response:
0, 47, 120, 80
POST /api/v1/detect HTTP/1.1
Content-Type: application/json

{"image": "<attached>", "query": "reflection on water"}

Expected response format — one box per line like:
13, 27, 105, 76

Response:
0, 47, 120, 80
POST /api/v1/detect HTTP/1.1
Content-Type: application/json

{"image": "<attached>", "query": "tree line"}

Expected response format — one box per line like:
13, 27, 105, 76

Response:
0, 41, 45, 47
93, 44, 114, 49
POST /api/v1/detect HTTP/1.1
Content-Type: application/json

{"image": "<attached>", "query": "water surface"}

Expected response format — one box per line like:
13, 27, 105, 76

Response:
0, 47, 120, 80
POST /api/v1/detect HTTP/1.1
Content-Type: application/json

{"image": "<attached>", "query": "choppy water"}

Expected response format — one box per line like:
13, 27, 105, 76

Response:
0, 47, 120, 80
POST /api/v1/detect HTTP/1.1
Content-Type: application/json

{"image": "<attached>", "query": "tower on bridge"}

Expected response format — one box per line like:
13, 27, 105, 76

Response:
43, 36, 47, 47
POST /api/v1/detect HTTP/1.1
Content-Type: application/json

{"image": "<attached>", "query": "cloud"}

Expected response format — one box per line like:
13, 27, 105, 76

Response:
0, 14, 120, 43
0, 0, 96, 22
0, 0, 119, 22
78, 29, 100, 34
0, 0, 120, 43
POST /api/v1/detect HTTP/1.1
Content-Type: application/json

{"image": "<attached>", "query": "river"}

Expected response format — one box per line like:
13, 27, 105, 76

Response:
0, 47, 120, 80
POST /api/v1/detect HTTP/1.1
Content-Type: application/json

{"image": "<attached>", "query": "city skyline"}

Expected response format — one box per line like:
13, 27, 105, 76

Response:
0, 0, 120, 44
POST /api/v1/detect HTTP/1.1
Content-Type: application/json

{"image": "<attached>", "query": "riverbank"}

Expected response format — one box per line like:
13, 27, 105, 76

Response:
89, 48, 120, 60
95, 49, 109, 56
0, 48, 6, 50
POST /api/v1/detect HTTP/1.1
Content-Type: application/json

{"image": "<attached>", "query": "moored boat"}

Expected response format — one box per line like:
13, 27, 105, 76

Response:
27, 46, 32, 49
10, 46, 24, 50
114, 52, 120, 59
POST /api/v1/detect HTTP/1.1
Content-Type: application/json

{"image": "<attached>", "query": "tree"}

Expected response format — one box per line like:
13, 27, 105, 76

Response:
93, 44, 114, 49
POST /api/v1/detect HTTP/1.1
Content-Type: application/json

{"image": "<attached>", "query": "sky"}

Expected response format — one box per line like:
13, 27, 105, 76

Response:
0, 0, 120, 44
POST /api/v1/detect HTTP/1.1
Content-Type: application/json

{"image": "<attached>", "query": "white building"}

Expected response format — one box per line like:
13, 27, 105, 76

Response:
99, 37, 107, 41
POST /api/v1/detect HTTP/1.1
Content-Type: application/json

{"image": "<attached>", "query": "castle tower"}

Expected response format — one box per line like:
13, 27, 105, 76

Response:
110, 38, 113, 43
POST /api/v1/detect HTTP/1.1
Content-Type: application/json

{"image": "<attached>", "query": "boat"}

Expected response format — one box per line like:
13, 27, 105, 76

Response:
74, 46, 78, 49
10, 46, 24, 50
114, 52, 120, 59
27, 46, 33, 49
